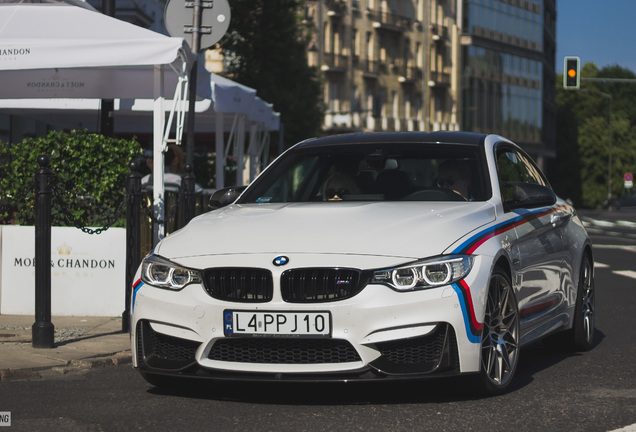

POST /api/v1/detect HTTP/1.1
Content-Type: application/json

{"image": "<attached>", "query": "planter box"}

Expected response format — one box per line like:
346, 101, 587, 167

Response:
0, 225, 126, 316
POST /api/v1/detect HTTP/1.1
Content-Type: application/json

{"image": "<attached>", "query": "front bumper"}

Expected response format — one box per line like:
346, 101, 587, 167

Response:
134, 319, 461, 382
131, 254, 489, 382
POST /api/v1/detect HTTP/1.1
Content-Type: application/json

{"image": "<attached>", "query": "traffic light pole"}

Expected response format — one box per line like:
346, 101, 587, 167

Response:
581, 88, 613, 200
604, 92, 613, 201
562, 56, 633, 200
581, 77, 636, 84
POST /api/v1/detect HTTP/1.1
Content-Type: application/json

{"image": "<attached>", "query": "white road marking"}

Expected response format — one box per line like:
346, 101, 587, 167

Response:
580, 216, 636, 280
594, 244, 636, 253
617, 220, 636, 228
588, 219, 616, 228
608, 424, 636, 432
615, 270, 636, 280
594, 260, 636, 280
582, 217, 636, 229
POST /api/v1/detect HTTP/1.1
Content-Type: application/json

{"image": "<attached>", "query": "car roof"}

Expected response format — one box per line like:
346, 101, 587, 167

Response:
294, 131, 489, 149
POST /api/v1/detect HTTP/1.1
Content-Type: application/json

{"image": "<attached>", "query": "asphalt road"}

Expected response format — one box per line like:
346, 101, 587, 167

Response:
1, 210, 635, 432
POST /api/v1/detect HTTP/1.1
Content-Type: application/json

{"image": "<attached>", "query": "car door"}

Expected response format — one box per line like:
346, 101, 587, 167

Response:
495, 146, 568, 334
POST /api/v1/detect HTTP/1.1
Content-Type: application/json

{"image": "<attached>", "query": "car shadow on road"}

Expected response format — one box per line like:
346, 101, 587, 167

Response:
509, 329, 606, 392
148, 376, 476, 404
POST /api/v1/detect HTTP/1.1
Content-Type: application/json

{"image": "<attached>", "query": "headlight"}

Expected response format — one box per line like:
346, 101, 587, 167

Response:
371, 255, 473, 291
141, 255, 202, 290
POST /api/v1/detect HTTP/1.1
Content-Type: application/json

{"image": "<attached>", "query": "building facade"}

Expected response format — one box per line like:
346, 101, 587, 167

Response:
89, 0, 557, 166
86, 0, 167, 33
305, 0, 460, 134
458, 0, 556, 166
306, 0, 556, 166
2, 0, 556, 166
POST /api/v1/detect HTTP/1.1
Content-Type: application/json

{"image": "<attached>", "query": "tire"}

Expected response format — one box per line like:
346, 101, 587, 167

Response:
474, 266, 521, 395
572, 254, 596, 351
543, 254, 595, 351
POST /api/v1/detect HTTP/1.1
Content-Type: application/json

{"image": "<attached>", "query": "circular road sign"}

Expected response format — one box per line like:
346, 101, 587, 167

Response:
165, 0, 231, 52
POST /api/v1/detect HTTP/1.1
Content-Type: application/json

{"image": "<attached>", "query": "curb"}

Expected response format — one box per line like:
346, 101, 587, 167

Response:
0, 351, 132, 381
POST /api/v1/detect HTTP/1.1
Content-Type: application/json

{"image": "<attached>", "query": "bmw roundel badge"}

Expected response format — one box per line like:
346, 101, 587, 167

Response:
273, 256, 289, 266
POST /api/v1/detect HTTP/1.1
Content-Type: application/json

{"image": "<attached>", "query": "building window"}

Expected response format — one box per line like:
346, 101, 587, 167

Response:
366, 32, 374, 60
353, 29, 360, 58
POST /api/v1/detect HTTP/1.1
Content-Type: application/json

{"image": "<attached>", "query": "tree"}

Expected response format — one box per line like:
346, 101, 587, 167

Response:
0, 130, 142, 226
551, 62, 636, 208
598, 65, 636, 121
219, 0, 324, 152
550, 82, 582, 205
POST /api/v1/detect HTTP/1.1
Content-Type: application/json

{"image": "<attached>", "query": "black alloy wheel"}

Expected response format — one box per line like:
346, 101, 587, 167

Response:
476, 266, 520, 395
573, 254, 595, 350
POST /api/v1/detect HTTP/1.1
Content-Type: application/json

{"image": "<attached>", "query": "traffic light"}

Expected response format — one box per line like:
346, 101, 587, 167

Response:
563, 56, 580, 90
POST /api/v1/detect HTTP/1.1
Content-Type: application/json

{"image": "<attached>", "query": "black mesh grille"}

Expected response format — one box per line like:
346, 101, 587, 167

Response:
375, 324, 447, 365
137, 320, 200, 369
149, 329, 199, 362
208, 338, 362, 364
136, 321, 144, 360
202, 268, 273, 302
281, 268, 368, 302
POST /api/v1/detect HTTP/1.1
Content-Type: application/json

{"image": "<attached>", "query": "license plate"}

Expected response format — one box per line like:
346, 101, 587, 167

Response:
224, 310, 331, 336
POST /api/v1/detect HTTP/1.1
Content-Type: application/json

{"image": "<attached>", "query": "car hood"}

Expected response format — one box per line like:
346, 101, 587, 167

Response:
156, 201, 496, 260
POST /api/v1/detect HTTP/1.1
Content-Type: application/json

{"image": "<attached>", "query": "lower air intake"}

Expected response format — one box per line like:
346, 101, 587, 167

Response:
208, 338, 361, 364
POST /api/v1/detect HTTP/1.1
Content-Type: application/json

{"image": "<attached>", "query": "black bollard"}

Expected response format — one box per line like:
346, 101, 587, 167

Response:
123, 160, 142, 333
183, 163, 196, 226
32, 155, 54, 348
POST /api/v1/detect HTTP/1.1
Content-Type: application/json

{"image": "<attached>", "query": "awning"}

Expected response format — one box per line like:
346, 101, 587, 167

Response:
0, 2, 195, 243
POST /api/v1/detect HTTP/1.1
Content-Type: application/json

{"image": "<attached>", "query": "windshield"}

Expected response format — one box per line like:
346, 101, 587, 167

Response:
239, 142, 490, 203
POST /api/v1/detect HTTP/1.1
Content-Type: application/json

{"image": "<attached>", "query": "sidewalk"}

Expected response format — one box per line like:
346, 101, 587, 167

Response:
0, 315, 132, 380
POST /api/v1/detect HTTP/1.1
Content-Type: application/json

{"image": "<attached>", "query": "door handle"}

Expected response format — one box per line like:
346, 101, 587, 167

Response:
551, 212, 571, 227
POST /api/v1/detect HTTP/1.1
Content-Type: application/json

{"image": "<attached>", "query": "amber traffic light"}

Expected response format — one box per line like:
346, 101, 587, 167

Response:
564, 56, 580, 90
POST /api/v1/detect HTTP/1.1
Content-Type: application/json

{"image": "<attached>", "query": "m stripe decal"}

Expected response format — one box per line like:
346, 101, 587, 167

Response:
132, 278, 144, 313
452, 207, 560, 255
452, 280, 482, 343
450, 205, 565, 344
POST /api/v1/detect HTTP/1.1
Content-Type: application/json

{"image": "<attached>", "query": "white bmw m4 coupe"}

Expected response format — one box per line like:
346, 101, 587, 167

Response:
131, 132, 595, 395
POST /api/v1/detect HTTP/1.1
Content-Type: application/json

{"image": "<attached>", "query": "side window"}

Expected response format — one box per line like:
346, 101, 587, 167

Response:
496, 148, 547, 201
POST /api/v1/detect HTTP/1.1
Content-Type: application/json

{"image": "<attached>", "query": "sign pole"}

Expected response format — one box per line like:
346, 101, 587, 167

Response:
185, 2, 202, 169
625, 172, 634, 195
100, 0, 116, 137
165, 0, 231, 173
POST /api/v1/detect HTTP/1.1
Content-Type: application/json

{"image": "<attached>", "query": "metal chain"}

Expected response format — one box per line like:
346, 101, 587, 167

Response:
50, 178, 128, 235
2, 171, 187, 233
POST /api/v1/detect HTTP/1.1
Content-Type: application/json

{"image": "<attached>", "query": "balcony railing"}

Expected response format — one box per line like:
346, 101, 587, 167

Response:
430, 23, 449, 41
362, 59, 382, 76
326, 0, 347, 17
322, 52, 349, 71
367, 9, 412, 31
396, 65, 422, 82
428, 71, 451, 87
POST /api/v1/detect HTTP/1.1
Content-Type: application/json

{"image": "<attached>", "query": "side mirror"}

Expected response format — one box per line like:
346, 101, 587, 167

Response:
503, 182, 556, 212
209, 186, 247, 210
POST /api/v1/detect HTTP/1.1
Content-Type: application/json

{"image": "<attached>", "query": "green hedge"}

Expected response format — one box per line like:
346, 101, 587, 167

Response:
0, 130, 142, 227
